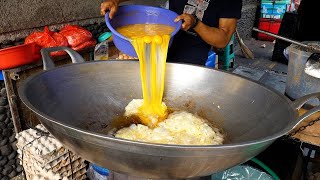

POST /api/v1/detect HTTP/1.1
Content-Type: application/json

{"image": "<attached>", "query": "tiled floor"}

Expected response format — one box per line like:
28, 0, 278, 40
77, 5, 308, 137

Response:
232, 66, 266, 81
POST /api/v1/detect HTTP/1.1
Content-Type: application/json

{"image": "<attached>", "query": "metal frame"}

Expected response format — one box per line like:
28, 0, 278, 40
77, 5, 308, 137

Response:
3, 49, 92, 133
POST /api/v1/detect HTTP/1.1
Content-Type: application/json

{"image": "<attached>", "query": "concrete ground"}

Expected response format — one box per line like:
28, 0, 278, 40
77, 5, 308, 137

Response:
232, 39, 288, 94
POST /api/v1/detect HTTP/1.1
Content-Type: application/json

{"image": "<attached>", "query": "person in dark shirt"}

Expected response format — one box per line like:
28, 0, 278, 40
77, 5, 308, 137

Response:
101, 0, 242, 65
296, 0, 320, 42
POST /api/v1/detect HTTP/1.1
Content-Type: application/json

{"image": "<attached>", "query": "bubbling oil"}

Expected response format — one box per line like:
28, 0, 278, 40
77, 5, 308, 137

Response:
117, 24, 175, 127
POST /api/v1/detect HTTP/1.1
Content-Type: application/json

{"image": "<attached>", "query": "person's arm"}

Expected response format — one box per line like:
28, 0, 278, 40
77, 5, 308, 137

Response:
100, 0, 130, 18
174, 15, 237, 49
194, 18, 237, 48
174, 0, 241, 49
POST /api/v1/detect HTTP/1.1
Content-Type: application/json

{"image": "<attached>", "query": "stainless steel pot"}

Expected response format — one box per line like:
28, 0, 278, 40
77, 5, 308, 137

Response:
19, 47, 320, 179
286, 42, 320, 106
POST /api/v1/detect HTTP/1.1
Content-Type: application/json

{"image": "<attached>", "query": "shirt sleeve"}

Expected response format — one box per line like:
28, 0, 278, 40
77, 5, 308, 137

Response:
218, 0, 242, 19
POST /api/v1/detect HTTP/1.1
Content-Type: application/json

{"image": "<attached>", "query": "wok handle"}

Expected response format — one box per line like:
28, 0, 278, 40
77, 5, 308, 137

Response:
291, 93, 320, 110
291, 93, 320, 129
41, 46, 85, 70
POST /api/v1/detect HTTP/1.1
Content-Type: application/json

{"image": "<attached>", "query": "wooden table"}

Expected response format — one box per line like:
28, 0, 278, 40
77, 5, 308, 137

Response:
292, 108, 320, 146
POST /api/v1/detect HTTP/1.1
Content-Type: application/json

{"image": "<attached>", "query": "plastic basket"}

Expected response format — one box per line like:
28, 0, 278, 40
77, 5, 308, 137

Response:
257, 18, 282, 41
0, 43, 41, 70
261, 2, 288, 19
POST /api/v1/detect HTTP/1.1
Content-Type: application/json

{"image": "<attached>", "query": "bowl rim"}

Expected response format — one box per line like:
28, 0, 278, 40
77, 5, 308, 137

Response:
0, 43, 35, 54
105, 4, 182, 42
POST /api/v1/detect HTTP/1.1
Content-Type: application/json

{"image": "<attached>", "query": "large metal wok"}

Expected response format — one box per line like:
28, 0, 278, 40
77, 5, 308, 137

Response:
19, 47, 320, 179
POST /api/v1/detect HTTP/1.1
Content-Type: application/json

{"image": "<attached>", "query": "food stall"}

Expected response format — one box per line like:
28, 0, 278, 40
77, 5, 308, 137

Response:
0, 0, 320, 180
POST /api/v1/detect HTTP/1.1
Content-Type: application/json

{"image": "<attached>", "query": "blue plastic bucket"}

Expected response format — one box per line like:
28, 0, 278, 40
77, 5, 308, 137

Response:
105, 5, 182, 57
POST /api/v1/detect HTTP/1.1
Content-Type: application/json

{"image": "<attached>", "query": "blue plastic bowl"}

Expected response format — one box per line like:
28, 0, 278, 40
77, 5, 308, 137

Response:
105, 5, 182, 57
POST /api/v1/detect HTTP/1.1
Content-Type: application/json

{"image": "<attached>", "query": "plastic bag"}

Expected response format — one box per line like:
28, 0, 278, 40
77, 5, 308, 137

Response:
25, 26, 68, 56
72, 38, 97, 51
211, 165, 274, 180
59, 25, 93, 47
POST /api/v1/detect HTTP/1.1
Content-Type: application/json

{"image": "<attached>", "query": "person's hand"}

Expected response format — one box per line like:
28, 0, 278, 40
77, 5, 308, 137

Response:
174, 14, 197, 31
101, 0, 120, 19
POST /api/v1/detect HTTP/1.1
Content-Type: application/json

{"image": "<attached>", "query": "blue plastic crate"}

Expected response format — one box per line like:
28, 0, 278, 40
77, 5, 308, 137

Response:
261, 2, 288, 19
261, 0, 290, 3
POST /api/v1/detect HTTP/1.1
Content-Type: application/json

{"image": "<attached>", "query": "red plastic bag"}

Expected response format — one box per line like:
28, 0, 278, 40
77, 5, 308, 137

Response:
72, 38, 97, 51
59, 25, 93, 47
25, 27, 68, 56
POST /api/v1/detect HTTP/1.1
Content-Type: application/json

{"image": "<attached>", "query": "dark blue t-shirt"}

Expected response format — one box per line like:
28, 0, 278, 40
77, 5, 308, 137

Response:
167, 0, 242, 65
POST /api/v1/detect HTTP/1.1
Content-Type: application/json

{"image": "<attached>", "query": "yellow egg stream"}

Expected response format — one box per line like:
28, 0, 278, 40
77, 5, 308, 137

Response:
117, 24, 175, 127
132, 35, 170, 125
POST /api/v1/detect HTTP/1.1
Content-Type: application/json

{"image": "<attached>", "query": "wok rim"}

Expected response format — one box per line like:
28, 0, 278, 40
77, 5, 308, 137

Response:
19, 60, 298, 150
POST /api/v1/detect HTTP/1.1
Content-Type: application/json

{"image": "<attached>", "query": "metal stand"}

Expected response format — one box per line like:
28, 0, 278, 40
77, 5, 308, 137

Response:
2, 48, 92, 133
